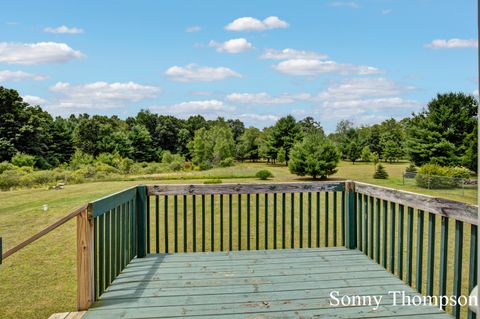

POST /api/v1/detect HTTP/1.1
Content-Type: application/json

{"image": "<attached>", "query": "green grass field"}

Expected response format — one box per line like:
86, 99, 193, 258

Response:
0, 161, 477, 319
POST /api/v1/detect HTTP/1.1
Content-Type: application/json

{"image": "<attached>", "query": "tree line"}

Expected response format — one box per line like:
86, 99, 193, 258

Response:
0, 86, 477, 178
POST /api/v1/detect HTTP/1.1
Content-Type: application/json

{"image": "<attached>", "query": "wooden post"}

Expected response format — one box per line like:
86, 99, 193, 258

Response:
136, 185, 147, 258
0, 237, 3, 265
345, 181, 357, 249
77, 206, 94, 310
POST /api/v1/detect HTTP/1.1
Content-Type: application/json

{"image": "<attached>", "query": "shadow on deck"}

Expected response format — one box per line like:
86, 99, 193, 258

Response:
84, 247, 451, 319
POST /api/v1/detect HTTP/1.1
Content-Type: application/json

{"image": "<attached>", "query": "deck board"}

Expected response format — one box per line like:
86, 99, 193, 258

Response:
85, 248, 452, 319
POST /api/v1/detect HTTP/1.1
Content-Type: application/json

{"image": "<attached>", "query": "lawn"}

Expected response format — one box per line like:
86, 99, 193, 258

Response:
0, 161, 477, 319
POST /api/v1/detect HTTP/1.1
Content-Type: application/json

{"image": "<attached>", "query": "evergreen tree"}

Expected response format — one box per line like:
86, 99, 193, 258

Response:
129, 125, 155, 162
347, 141, 361, 164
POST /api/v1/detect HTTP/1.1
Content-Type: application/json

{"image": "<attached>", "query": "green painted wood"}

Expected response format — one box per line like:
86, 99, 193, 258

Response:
468, 225, 478, 319
229, 194, 233, 251
247, 194, 251, 250
136, 186, 147, 259
183, 195, 187, 253
192, 195, 196, 253
274, 193, 278, 249
256, 194, 259, 250
397, 204, 404, 280
363, 194, 368, 256
220, 195, 224, 252
452, 220, 463, 319
438, 216, 448, 308
238, 194, 242, 251
416, 210, 424, 293
341, 191, 345, 246
210, 194, 215, 252
375, 198, 380, 263
324, 192, 329, 247
111, 208, 116, 281
164, 196, 169, 254
130, 199, 135, 258
98, 213, 105, 295
406, 207, 413, 286
382, 200, 387, 269
357, 193, 362, 251
345, 186, 356, 249
120, 203, 125, 271
308, 192, 312, 248
116, 205, 121, 276
93, 215, 98, 299
291, 193, 295, 248
155, 196, 159, 253
90, 186, 137, 217
333, 192, 338, 247
264, 193, 268, 249
316, 192, 321, 248
174, 195, 178, 253
299, 192, 303, 248
426, 212, 435, 296
369, 196, 373, 257
282, 193, 286, 249
389, 202, 395, 274
105, 211, 111, 287
202, 194, 206, 252
146, 196, 150, 254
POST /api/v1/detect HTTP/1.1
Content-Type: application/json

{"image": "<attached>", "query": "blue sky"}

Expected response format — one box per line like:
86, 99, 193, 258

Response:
0, 0, 477, 132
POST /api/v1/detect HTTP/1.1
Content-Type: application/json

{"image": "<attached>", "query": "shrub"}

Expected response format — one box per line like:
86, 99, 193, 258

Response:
11, 153, 36, 167
161, 151, 174, 164
69, 150, 94, 169
373, 164, 389, 179
0, 169, 25, 190
204, 179, 222, 184
405, 163, 417, 173
183, 161, 192, 170
219, 157, 234, 167
0, 161, 15, 174
96, 152, 123, 168
118, 158, 135, 174
361, 146, 372, 162
169, 154, 186, 171
415, 164, 470, 189
95, 162, 119, 174
256, 169, 274, 180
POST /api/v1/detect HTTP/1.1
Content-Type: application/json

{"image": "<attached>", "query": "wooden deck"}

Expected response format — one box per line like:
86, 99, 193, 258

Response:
84, 247, 451, 318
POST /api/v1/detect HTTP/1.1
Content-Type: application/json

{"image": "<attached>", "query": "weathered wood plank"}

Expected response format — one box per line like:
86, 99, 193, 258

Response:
355, 181, 477, 225
77, 207, 94, 310
147, 181, 344, 196
90, 186, 137, 218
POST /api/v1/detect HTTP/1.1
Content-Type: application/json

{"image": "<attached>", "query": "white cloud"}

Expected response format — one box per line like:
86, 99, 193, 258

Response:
381, 9, 393, 15
23, 95, 47, 105
473, 89, 479, 97
226, 92, 311, 105
426, 38, 478, 49
238, 113, 280, 122
186, 26, 202, 32
260, 48, 328, 60
150, 100, 236, 119
48, 81, 159, 111
273, 59, 381, 76
209, 38, 253, 53
0, 70, 46, 82
330, 1, 360, 8
44, 25, 84, 34
165, 64, 241, 82
0, 42, 84, 65
225, 16, 288, 32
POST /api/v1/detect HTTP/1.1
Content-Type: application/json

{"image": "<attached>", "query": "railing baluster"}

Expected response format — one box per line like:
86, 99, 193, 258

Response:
291, 193, 295, 248
192, 195, 196, 252
256, 194, 259, 250
220, 194, 224, 251
468, 225, 478, 319
282, 193, 286, 249
238, 194, 242, 250
426, 212, 435, 296
316, 192, 321, 247
358, 194, 362, 251
184, 195, 187, 253
363, 194, 368, 256
174, 195, 178, 253
274, 193, 278, 249
333, 192, 337, 246
375, 198, 380, 263
121, 203, 126, 270
324, 192, 329, 247
111, 209, 115, 282
452, 220, 464, 319
397, 204, 404, 280
229, 194, 233, 251
98, 214, 104, 295
130, 198, 135, 258
308, 192, 312, 248
299, 192, 303, 248
382, 200, 387, 269
146, 197, 150, 254
211, 194, 215, 252
155, 196, 159, 253
164, 196, 169, 253
406, 207, 414, 286
105, 211, 111, 287
389, 202, 395, 274
415, 210, 424, 293
202, 194, 205, 252
116, 205, 121, 276
439, 216, 448, 309
264, 193, 268, 249
369, 196, 373, 257
247, 194, 251, 250
341, 191, 345, 246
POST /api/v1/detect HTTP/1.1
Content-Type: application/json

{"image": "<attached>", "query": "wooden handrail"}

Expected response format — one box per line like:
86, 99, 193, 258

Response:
1, 204, 88, 261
